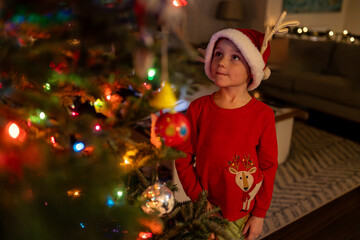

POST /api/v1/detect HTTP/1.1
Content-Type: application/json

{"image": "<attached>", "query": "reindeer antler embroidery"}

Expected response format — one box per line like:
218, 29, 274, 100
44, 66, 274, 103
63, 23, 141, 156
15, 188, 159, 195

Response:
260, 11, 299, 55
227, 154, 255, 171
227, 155, 241, 171
241, 154, 255, 171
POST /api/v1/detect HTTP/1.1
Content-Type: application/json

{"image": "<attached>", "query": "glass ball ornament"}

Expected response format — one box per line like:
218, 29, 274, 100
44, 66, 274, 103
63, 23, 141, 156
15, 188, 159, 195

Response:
155, 112, 190, 147
141, 182, 175, 216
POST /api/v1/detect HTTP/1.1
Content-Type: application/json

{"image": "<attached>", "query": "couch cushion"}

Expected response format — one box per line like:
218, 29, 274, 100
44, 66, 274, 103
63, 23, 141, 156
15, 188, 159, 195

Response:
287, 39, 336, 74
268, 37, 289, 66
293, 72, 360, 108
264, 71, 295, 90
327, 43, 360, 79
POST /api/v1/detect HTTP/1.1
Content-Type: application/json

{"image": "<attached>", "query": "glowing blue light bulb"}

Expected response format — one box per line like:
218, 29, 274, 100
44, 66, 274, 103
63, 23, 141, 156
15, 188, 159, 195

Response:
73, 142, 85, 152
106, 196, 115, 207
80, 222, 85, 229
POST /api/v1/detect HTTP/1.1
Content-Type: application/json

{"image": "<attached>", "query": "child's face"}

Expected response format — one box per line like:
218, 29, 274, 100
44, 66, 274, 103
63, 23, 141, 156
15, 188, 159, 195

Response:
210, 38, 251, 89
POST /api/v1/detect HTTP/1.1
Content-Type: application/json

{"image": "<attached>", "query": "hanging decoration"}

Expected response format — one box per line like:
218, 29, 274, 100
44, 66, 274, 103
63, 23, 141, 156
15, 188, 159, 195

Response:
140, 181, 175, 216
150, 81, 177, 109
172, 0, 188, 7
155, 112, 190, 147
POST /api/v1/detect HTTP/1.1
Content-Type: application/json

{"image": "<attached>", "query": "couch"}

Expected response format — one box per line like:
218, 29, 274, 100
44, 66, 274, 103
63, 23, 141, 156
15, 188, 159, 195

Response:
258, 37, 360, 123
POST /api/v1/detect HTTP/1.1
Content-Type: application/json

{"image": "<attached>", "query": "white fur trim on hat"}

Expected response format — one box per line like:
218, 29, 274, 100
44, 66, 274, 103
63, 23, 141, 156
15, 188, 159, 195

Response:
204, 29, 265, 91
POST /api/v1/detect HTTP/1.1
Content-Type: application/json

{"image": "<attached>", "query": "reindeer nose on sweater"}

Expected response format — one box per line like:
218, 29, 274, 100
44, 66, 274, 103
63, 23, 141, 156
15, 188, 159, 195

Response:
244, 187, 248, 191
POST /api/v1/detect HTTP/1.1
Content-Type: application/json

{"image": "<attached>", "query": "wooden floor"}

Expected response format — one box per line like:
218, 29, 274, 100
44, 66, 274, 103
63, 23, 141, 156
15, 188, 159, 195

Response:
264, 187, 360, 240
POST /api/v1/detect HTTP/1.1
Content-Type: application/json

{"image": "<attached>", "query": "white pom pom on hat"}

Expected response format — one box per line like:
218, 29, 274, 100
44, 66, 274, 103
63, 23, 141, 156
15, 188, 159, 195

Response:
204, 28, 271, 91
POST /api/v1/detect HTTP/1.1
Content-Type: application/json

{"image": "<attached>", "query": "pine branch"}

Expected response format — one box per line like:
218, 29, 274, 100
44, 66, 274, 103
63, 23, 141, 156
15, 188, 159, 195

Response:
165, 181, 179, 193
181, 203, 190, 221
155, 191, 229, 240
195, 191, 208, 219
135, 168, 150, 187
203, 219, 234, 240
163, 202, 183, 220
188, 201, 194, 220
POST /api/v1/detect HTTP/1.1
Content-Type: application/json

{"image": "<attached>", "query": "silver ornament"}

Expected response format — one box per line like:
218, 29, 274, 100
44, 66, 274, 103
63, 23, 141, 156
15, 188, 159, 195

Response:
141, 182, 175, 216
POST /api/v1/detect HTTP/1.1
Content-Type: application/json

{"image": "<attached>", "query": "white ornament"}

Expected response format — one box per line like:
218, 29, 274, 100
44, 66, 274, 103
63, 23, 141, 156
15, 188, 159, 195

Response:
141, 182, 175, 216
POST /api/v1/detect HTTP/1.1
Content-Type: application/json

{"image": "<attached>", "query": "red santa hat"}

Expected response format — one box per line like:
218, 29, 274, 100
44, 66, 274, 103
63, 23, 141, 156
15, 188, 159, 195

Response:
204, 28, 271, 91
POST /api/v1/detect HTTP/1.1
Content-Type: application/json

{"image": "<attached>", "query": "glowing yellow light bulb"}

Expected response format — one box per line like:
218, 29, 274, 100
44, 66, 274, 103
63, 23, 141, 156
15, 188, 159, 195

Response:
94, 99, 103, 107
124, 157, 131, 165
253, 91, 261, 99
67, 189, 81, 197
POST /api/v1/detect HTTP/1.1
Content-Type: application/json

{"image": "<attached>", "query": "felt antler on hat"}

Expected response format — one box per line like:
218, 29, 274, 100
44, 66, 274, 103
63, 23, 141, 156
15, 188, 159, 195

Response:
260, 11, 299, 80
261, 11, 299, 56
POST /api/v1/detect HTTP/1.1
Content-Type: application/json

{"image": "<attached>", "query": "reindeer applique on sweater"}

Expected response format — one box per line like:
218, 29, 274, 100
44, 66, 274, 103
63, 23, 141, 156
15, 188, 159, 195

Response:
227, 155, 263, 212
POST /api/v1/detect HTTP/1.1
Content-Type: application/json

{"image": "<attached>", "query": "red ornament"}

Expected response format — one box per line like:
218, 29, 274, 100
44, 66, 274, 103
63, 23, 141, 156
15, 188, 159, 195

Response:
172, 0, 188, 7
155, 112, 190, 147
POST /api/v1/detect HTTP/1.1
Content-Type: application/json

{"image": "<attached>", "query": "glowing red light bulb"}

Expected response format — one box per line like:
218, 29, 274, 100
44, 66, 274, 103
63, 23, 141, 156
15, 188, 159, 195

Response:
8, 123, 20, 139
139, 231, 153, 239
5, 122, 26, 142
94, 124, 101, 131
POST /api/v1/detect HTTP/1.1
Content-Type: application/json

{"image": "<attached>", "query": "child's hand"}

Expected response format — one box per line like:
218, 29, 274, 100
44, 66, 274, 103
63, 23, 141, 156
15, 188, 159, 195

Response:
242, 215, 264, 240
207, 201, 216, 240
206, 201, 221, 217
206, 201, 221, 240
206, 200, 213, 212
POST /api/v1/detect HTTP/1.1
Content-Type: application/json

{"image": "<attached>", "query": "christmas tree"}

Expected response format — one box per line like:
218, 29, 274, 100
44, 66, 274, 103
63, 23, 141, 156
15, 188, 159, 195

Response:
0, 0, 231, 239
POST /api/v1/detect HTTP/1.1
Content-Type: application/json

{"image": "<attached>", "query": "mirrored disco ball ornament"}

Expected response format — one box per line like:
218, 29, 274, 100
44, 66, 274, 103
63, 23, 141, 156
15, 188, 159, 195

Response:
141, 182, 174, 216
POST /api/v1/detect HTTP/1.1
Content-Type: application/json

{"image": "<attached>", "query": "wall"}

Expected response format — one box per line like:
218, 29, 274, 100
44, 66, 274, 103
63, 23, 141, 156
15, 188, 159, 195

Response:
344, 0, 360, 34
185, 0, 360, 44
265, 0, 360, 34
185, 0, 266, 44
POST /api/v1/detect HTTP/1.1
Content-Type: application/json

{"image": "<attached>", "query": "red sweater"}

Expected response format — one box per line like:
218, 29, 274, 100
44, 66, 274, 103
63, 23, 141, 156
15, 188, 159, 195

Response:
175, 94, 278, 221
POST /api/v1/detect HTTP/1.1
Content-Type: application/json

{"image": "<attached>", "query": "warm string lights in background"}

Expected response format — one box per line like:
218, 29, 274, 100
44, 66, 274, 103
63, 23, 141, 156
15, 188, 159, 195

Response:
288, 26, 359, 44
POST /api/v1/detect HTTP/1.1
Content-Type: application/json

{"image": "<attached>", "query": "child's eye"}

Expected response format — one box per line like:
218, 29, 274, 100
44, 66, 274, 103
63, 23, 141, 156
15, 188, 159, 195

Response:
214, 51, 222, 57
232, 55, 240, 60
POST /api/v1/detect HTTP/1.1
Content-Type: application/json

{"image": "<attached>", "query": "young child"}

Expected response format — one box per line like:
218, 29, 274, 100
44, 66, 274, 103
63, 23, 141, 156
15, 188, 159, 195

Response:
175, 28, 278, 240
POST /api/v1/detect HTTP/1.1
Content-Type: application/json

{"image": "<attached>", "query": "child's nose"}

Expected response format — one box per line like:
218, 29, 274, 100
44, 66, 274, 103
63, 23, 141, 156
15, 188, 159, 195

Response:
218, 56, 228, 67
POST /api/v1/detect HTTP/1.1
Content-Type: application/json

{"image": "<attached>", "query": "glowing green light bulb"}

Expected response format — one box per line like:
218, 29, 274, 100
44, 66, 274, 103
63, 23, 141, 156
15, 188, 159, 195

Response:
148, 68, 156, 81
44, 83, 51, 91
